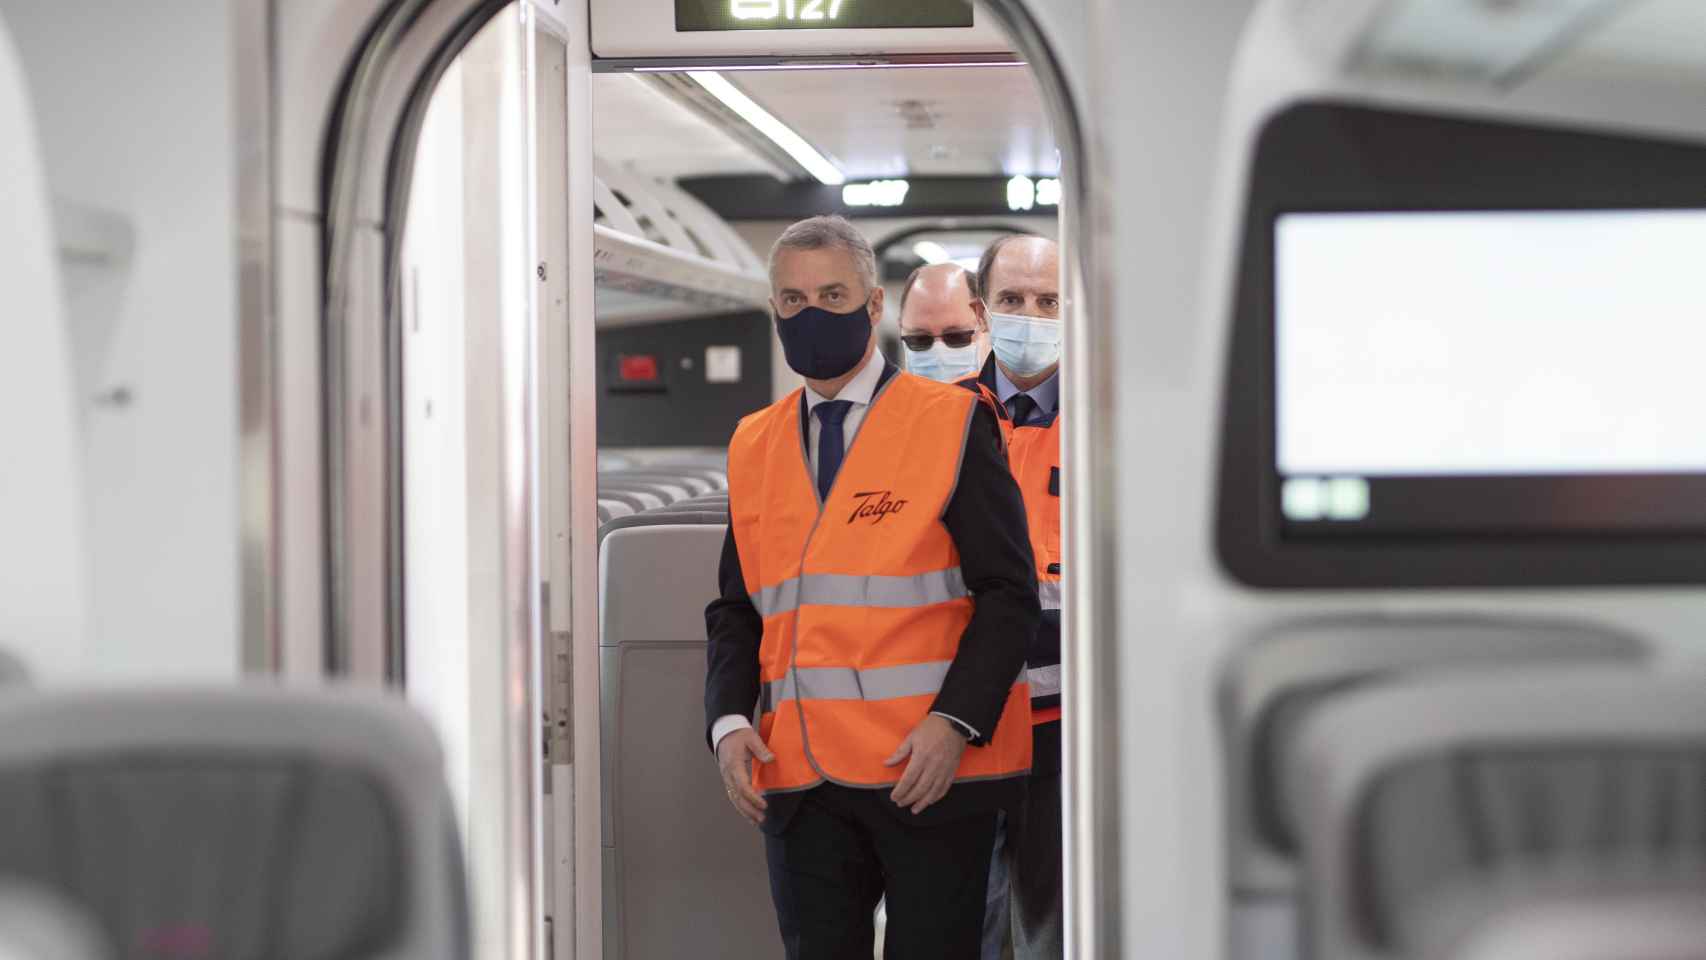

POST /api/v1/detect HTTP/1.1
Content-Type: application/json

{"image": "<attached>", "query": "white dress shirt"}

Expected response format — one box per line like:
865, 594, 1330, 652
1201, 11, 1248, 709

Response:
712, 351, 978, 753
802, 346, 885, 473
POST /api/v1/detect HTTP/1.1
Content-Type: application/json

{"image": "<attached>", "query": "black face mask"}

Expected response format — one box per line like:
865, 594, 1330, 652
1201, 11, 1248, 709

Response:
775, 300, 873, 379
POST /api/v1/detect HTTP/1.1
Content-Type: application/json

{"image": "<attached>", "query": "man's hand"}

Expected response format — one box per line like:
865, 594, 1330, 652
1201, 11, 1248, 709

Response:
884, 714, 968, 815
717, 727, 774, 826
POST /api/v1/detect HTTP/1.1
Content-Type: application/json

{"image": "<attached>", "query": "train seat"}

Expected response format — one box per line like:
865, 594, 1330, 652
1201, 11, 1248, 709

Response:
1219, 616, 1646, 960
597, 513, 773, 959
599, 478, 691, 506
0, 650, 28, 687
598, 498, 636, 524
0, 879, 112, 960
598, 488, 661, 513
1435, 892, 1706, 960
608, 471, 713, 498
635, 496, 727, 520
0, 686, 468, 960
598, 486, 666, 512
650, 465, 728, 491
1285, 669, 1706, 960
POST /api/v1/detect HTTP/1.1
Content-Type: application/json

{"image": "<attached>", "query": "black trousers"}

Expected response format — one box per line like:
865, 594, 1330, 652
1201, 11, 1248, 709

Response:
765, 784, 999, 960
1009, 720, 1063, 958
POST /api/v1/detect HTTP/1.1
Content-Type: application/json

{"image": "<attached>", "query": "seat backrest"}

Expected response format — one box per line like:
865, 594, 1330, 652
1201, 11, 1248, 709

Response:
0, 687, 468, 960
598, 498, 635, 522
597, 451, 637, 471
0, 879, 112, 960
597, 510, 727, 543
0, 650, 28, 687
1286, 668, 1706, 960
603, 479, 688, 505
607, 471, 710, 497
637, 498, 727, 519
648, 465, 728, 491
0, 12, 89, 681
1437, 892, 1706, 960
598, 486, 665, 511
1219, 615, 1646, 893
597, 519, 773, 959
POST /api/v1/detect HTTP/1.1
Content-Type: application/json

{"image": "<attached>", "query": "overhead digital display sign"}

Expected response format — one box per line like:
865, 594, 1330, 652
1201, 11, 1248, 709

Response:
674, 0, 974, 31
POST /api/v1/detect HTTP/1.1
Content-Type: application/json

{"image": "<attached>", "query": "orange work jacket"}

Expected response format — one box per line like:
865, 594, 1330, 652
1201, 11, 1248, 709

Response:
728, 372, 1033, 795
962, 378, 1064, 725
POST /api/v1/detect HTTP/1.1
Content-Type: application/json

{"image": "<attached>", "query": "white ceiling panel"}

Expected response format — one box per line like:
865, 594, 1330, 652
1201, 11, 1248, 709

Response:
594, 64, 1058, 183
1544, 0, 1706, 85
593, 73, 776, 179
729, 64, 1057, 179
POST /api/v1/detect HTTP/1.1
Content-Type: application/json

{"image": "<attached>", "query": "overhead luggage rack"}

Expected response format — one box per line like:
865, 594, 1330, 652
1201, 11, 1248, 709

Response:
593, 160, 770, 326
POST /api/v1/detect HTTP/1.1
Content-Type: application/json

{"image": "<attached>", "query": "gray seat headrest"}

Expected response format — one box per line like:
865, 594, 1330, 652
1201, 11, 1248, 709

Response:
598, 511, 726, 543
1289, 668, 1706, 960
1435, 891, 1706, 960
0, 879, 112, 960
1219, 614, 1646, 893
0, 651, 28, 687
603, 472, 709, 497
0, 686, 467, 960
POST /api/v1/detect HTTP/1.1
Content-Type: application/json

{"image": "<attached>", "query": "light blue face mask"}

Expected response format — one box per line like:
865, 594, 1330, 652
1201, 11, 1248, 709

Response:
988, 311, 1062, 378
905, 341, 981, 383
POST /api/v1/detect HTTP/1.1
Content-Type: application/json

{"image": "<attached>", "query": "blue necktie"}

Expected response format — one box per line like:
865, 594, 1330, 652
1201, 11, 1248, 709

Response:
814, 400, 854, 501
1007, 393, 1038, 427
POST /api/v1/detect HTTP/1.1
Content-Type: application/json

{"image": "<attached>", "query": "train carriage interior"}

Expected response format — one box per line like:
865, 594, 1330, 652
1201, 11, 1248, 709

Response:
7, 0, 1706, 958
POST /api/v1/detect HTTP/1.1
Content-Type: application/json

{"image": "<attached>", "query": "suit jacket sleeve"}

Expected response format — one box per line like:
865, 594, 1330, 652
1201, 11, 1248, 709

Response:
704, 518, 763, 751
931, 402, 1040, 742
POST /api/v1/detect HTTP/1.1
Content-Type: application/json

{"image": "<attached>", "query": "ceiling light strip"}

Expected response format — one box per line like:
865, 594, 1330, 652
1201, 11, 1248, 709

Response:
686, 71, 846, 185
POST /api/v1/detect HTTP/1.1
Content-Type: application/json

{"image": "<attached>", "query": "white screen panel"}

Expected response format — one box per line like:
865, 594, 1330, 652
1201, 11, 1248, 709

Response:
1276, 209, 1706, 476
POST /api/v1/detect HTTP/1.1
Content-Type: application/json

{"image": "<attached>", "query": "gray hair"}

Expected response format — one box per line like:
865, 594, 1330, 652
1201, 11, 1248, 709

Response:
767, 215, 879, 293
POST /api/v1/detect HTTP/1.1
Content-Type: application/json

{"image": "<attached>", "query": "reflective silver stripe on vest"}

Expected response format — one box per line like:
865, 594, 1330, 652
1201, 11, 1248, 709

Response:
1027, 663, 1062, 699
761, 660, 953, 713
1037, 579, 1062, 611
751, 568, 969, 619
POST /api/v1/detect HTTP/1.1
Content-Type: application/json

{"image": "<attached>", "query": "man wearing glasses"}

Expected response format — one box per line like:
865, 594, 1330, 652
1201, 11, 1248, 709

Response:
896, 262, 989, 383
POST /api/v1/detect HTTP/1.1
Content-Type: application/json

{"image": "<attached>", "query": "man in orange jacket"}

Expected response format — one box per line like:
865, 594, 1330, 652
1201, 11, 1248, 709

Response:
705, 215, 1040, 960
964, 234, 1065, 960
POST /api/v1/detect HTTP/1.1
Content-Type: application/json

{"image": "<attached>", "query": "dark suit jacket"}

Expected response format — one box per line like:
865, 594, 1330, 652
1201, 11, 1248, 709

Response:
704, 364, 1040, 835
964, 355, 1065, 776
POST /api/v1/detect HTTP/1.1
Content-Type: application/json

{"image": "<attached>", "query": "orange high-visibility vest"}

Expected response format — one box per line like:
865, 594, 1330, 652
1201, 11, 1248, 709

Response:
961, 378, 1064, 726
728, 371, 1033, 796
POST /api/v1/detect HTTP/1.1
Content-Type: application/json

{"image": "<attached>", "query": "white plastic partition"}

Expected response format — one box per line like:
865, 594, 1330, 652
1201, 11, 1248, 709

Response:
0, 10, 90, 682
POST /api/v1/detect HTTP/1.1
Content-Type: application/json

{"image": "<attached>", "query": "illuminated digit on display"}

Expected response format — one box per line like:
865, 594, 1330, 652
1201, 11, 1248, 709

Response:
800, 0, 824, 20
829, 0, 846, 16
783, 0, 796, 19
730, 0, 779, 19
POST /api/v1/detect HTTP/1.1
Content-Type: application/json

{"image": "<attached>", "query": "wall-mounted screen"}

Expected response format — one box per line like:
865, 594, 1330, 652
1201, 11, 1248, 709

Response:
674, 0, 974, 31
1216, 101, 1706, 588
1272, 208, 1706, 535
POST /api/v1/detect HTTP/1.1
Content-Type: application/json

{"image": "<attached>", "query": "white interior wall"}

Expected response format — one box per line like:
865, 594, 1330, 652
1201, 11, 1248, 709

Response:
1092, 3, 1706, 958
0, 10, 90, 682
0, 0, 240, 682
403, 59, 475, 834
1091, 2, 1262, 952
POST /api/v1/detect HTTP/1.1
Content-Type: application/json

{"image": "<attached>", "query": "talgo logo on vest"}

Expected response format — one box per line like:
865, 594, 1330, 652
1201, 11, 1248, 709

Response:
848, 490, 908, 525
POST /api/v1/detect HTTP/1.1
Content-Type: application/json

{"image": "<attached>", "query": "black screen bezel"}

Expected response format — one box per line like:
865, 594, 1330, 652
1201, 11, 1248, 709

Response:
673, 0, 975, 32
1216, 101, 1706, 588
